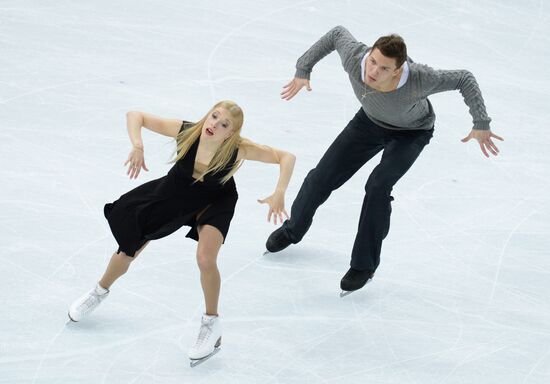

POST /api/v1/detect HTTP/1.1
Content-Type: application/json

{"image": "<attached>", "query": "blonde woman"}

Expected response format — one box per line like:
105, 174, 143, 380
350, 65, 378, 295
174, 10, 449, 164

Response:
68, 100, 296, 365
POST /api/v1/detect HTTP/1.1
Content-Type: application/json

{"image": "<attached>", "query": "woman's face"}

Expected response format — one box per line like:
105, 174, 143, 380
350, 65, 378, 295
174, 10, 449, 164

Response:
202, 108, 234, 143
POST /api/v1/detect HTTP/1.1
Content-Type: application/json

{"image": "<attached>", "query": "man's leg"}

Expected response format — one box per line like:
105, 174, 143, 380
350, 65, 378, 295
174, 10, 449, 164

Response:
266, 109, 383, 252
350, 129, 434, 273
283, 109, 384, 243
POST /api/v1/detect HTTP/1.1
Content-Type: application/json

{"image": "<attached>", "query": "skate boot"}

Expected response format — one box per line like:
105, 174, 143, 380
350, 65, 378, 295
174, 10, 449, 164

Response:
266, 226, 293, 253
188, 314, 222, 367
68, 283, 110, 322
340, 268, 374, 297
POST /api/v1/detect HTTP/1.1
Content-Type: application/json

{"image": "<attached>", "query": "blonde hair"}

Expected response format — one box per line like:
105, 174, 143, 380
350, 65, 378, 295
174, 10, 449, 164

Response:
173, 100, 244, 185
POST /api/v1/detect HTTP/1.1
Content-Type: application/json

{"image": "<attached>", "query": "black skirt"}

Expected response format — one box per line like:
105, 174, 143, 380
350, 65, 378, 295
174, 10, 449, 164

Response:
103, 122, 239, 256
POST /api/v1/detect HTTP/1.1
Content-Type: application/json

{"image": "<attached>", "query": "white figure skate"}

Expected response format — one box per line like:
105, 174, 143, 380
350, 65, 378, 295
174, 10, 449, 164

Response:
188, 314, 222, 367
68, 283, 109, 322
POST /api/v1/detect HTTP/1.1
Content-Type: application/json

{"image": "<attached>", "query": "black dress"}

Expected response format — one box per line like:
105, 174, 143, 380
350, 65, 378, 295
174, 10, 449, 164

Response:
104, 122, 239, 257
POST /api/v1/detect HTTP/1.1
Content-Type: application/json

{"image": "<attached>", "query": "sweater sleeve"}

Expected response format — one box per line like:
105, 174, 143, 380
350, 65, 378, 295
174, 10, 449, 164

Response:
295, 25, 361, 79
417, 64, 492, 130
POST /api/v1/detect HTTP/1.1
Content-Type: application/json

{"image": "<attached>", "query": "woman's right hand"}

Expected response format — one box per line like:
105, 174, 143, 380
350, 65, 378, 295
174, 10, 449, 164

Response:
124, 146, 149, 179
280, 77, 312, 100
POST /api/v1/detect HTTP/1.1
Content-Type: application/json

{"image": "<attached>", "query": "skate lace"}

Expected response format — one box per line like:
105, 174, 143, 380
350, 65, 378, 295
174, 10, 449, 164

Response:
79, 292, 102, 315
195, 321, 213, 347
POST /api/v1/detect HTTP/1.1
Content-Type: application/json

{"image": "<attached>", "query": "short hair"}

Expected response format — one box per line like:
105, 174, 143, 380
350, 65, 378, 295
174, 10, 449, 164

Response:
372, 34, 407, 69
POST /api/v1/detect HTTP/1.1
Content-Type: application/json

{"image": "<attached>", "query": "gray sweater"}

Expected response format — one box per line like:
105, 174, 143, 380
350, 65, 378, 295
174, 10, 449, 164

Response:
295, 26, 491, 131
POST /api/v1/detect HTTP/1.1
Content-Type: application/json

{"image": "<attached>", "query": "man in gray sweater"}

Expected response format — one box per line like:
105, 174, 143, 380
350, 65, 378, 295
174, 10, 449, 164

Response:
266, 26, 503, 295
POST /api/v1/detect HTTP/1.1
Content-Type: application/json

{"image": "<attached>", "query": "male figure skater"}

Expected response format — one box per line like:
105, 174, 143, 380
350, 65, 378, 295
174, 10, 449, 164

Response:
266, 26, 503, 295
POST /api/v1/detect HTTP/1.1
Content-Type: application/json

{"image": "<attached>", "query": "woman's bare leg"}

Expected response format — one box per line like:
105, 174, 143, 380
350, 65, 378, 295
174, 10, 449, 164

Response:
99, 242, 149, 289
196, 225, 224, 316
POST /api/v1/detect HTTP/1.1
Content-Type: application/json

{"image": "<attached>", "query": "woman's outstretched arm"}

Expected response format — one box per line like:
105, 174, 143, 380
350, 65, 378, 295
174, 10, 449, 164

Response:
237, 138, 296, 224
124, 111, 184, 178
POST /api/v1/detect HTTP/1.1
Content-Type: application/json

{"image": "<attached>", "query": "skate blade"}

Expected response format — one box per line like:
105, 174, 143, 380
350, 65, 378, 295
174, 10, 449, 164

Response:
67, 312, 77, 323
262, 250, 270, 256
189, 346, 220, 368
339, 277, 374, 298
339, 290, 353, 298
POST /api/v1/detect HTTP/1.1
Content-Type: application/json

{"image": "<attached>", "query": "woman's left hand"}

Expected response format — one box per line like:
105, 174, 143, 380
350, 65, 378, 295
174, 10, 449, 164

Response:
258, 191, 289, 225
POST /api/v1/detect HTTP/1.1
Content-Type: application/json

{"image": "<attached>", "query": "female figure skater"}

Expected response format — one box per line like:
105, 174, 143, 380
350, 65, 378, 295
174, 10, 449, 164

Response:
68, 100, 296, 365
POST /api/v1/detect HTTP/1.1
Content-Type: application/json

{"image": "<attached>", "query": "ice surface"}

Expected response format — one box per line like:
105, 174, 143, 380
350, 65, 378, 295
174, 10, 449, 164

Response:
1, 1, 549, 383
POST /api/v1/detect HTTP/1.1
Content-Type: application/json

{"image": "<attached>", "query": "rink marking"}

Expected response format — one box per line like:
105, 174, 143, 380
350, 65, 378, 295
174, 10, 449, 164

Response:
205, 0, 318, 103
489, 210, 537, 300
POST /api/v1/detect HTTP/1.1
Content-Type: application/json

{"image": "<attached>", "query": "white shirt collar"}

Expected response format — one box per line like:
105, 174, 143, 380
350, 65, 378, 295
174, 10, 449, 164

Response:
361, 49, 409, 88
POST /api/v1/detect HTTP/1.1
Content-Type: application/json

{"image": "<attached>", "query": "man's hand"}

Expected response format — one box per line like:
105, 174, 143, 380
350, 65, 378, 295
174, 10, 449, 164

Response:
281, 78, 312, 100
461, 129, 504, 158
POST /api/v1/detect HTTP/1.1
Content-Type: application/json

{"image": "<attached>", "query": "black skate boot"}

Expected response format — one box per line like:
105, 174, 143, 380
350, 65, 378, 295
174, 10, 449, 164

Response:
340, 268, 374, 297
265, 226, 293, 253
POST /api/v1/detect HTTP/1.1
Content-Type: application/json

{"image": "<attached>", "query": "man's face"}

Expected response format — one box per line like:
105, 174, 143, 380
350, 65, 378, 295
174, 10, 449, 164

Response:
364, 48, 400, 86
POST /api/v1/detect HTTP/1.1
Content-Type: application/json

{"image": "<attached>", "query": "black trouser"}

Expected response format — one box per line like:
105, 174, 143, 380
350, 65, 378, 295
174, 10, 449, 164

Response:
282, 108, 434, 272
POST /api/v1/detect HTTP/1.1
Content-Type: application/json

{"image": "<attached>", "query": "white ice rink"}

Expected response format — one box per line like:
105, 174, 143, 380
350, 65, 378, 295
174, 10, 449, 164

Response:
1, 0, 550, 383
